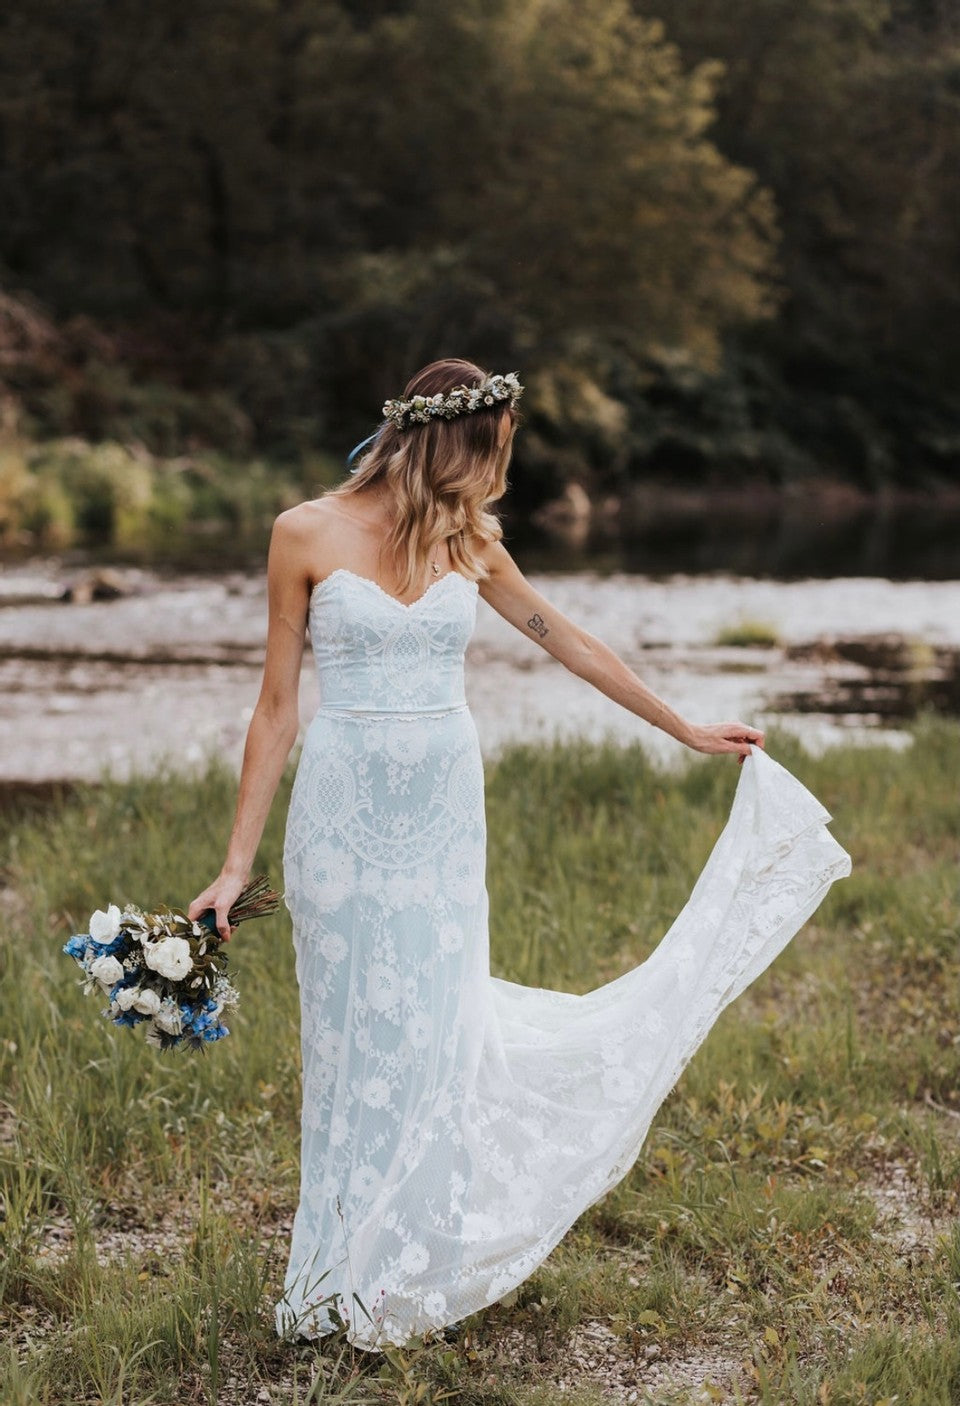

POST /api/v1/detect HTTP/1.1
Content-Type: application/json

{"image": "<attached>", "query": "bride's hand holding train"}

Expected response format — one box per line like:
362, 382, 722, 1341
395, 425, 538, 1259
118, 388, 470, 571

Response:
685, 720, 766, 759
477, 540, 765, 761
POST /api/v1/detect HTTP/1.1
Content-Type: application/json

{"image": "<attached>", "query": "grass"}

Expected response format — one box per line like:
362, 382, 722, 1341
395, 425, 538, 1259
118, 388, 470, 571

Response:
2, 722, 960, 1403
713, 621, 782, 649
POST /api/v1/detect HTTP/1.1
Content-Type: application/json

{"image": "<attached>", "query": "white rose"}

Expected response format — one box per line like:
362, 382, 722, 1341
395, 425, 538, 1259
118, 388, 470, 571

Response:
132, 987, 161, 1016
89, 954, 124, 987
113, 985, 140, 1011
89, 904, 122, 943
143, 936, 193, 982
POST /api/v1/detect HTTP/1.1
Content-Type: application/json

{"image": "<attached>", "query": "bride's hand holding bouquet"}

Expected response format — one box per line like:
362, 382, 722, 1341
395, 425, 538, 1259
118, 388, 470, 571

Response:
186, 868, 254, 943
63, 875, 280, 1051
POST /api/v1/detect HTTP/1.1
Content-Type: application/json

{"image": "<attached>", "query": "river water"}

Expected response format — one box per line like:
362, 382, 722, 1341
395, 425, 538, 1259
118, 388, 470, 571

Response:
2, 561, 959, 787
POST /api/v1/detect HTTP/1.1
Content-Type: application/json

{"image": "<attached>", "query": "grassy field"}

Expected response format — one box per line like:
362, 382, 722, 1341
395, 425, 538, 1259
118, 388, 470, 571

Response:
2, 724, 960, 1405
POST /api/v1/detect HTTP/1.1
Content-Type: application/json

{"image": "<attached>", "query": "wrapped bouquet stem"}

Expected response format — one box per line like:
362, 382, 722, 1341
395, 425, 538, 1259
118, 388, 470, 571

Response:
62, 875, 280, 1051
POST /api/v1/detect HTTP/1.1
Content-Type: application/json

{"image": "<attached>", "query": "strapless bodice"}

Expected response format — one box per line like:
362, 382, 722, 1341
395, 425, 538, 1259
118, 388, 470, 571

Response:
307, 568, 479, 714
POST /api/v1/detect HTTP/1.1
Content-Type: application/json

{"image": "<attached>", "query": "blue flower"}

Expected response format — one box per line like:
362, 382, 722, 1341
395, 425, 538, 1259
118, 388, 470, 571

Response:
91, 933, 126, 957
112, 1009, 147, 1028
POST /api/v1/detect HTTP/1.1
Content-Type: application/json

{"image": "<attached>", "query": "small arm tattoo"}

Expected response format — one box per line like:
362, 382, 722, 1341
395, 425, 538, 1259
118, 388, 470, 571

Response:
527, 613, 549, 638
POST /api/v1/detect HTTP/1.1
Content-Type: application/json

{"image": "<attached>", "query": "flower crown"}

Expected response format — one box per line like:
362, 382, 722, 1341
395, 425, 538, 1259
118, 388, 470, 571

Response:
382, 371, 523, 429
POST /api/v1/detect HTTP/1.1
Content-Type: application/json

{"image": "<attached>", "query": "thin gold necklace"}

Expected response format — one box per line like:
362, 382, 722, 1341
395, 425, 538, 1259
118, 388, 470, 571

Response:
372, 507, 443, 579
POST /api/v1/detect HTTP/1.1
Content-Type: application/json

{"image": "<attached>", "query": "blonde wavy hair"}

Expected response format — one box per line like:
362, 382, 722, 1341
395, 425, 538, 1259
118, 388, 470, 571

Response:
326, 358, 520, 596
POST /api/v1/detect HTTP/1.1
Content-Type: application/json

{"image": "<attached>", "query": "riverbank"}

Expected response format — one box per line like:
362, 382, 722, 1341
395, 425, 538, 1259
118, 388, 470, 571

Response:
2, 731, 959, 1404
3, 562, 959, 787
6, 453, 960, 581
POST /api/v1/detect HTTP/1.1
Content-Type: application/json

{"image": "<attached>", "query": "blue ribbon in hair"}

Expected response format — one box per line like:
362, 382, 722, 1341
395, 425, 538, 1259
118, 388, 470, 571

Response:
346, 429, 381, 473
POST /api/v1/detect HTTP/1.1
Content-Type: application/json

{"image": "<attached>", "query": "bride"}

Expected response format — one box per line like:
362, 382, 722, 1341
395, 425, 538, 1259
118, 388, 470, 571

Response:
188, 358, 851, 1350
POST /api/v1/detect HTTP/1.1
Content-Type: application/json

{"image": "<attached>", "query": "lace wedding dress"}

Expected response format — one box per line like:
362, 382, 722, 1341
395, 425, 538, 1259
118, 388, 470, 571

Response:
274, 567, 851, 1350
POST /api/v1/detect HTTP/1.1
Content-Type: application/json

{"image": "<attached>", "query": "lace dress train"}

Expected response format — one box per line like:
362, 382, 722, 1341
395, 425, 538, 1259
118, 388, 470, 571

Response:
274, 568, 851, 1349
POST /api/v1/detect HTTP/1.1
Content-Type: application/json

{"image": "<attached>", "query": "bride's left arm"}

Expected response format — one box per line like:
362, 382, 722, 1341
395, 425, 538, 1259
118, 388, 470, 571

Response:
477, 541, 764, 758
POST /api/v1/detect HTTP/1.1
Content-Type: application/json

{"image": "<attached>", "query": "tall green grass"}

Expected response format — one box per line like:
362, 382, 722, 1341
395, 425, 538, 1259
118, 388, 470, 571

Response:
2, 723, 959, 1403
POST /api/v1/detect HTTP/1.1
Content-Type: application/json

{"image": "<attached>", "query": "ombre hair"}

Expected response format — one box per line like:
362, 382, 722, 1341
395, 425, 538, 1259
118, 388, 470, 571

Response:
327, 358, 519, 595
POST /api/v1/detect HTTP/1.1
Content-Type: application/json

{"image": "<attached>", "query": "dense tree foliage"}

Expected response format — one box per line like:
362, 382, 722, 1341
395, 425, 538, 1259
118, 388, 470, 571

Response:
635, 0, 960, 385
0, 0, 957, 508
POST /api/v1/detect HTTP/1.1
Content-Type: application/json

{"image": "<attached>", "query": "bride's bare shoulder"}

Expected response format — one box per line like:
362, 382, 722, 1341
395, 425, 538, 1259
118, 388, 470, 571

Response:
278, 491, 340, 524
272, 490, 376, 584
265, 496, 333, 577
273, 492, 348, 543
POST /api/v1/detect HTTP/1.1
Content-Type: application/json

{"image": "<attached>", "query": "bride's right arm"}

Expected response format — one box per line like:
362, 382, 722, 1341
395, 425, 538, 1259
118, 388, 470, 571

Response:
187, 510, 312, 939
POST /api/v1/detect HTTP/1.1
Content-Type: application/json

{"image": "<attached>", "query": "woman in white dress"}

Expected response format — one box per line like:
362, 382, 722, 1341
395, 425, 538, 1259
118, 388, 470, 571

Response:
188, 358, 850, 1351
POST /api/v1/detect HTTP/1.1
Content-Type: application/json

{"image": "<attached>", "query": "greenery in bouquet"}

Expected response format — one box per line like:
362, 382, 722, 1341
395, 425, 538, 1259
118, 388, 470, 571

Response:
62, 875, 280, 1051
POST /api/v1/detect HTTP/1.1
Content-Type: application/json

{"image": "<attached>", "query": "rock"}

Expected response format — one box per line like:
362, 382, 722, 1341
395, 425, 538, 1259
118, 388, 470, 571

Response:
60, 568, 135, 604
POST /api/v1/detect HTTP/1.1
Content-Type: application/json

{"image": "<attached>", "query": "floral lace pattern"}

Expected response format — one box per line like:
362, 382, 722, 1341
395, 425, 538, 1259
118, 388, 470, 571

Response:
275, 568, 852, 1350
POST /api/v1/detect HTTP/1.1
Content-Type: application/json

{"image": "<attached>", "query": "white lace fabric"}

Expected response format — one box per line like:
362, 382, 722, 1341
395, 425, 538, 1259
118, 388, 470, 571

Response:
274, 568, 852, 1349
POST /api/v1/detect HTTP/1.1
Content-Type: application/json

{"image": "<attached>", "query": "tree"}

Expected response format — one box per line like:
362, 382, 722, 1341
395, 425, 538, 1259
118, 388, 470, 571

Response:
632, 0, 960, 391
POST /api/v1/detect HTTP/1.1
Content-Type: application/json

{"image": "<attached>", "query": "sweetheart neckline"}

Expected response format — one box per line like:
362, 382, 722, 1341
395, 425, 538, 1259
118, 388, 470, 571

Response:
310, 566, 478, 612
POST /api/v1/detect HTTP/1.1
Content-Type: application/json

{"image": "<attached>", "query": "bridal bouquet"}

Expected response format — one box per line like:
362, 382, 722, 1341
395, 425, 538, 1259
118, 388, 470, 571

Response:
62, 875, 280, 1051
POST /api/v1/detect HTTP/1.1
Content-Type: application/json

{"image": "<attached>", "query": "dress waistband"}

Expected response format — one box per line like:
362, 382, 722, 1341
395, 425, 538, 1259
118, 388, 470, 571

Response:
313, 702, 468, 720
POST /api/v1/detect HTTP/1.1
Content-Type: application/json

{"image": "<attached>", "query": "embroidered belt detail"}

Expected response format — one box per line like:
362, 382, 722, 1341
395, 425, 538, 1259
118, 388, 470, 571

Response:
314, 703, 469, 720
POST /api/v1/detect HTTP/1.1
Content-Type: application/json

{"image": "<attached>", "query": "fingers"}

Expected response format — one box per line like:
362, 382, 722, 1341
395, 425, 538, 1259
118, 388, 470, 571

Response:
188, 890, 218, 923
720, 722, 766, 762
187, 887, 232, 939
699, 723, 766, 760
728, 724, 765, 749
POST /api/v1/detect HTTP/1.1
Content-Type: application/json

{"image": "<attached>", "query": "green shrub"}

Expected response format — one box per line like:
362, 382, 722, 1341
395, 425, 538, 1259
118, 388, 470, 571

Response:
714, 619, 782, 648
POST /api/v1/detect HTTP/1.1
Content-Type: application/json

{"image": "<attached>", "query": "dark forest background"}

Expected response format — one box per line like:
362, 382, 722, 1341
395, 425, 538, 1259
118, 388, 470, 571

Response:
1, 0, 959, 554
